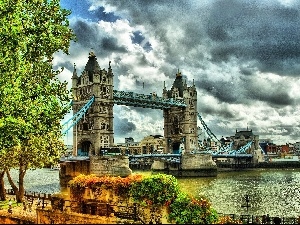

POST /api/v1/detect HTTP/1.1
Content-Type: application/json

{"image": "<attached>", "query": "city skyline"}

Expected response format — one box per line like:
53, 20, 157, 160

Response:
57, 0, 300, 145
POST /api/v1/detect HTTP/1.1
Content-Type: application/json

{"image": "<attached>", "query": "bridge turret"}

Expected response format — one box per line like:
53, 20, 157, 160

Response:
72, 63, 78, 99
72, 52, 115, 157
163, 71, 198, 154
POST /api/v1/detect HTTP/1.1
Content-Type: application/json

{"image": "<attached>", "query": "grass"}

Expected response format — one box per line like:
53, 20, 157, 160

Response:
0, 199, 19, 210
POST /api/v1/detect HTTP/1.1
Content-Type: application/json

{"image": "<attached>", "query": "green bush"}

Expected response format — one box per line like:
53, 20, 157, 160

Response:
129, 173, 180, 206
168, 192, 218, 224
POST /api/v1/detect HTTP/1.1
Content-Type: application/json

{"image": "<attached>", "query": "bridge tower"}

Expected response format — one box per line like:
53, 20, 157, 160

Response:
163, 71, 198, 153
71, 52, 114, 156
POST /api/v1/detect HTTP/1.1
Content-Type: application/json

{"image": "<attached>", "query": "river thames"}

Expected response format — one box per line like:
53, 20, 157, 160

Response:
4, 168, 300, 218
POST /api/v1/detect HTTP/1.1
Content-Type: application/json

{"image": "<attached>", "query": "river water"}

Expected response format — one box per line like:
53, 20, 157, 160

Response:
4, 168, 300, 218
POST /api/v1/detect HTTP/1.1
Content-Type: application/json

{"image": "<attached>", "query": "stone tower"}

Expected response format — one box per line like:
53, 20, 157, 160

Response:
71, 52, 114, 156
163, 71, 198, 153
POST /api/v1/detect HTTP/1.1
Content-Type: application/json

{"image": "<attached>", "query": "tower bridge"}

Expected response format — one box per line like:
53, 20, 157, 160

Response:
59, 52, 266, 182
64, 51, 198, 157
62, 51, 262, 160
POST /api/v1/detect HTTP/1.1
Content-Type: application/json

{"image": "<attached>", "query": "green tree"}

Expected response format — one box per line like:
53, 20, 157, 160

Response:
0, 0, 75, 202
130, 173, 180, 206
168, 192, 218, 224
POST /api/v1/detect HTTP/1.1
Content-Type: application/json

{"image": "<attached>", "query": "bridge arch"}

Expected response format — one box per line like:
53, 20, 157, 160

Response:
77, 139, 94, 156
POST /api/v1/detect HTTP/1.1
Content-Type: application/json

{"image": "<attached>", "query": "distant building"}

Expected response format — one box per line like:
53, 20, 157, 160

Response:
294, 142, 300, 155
203, 138, 219, 151
259, 139, 274, 154
116, 135, 166, 155
116, 137, 140, 155
125, 137, 134, 144
64, 145, 73, 157
231, 128, 259, 153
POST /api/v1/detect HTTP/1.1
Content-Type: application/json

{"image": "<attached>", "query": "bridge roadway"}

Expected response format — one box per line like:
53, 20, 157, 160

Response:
59, 153, 253, 162
128, 153, 253, 158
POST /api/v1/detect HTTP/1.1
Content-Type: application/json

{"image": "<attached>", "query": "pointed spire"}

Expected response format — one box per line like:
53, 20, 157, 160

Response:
89, 48, 95, 58
108, 60, 112, 72
85, 52, 100, 72
72, 63, 78, 78
176, 68, 182, 77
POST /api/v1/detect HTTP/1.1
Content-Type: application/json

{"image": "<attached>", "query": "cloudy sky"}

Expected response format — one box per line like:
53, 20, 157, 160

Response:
57, 0, 300, 145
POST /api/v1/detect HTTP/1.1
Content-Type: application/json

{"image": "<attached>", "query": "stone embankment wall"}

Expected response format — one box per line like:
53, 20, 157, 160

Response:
36, 209, 117, 224
36, 186, 168, 224
257, 161, 300, 168
59, 156, 132, 187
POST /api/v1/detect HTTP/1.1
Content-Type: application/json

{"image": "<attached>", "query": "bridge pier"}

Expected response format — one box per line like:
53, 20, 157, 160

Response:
151, 153, 217, 177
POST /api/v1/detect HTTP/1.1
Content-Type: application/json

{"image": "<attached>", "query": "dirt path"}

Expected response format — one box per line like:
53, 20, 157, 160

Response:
0, 195, 48, 223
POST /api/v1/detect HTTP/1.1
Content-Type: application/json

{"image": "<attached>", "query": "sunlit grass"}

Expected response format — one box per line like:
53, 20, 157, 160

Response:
0, 199, 19, 209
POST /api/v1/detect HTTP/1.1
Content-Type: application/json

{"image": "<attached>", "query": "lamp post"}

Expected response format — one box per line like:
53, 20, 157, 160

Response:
241, 194, 251, 213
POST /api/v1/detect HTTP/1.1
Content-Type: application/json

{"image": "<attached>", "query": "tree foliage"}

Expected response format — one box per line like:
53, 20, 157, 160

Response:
129, 173, 180, 206
168, 192, 218, 224
0, 0, 75, 201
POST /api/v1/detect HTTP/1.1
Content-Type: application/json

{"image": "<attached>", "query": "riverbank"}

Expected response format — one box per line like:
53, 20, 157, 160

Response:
0, 198, 299, 225
0, 195, 38, 224
3, 168, 300, 218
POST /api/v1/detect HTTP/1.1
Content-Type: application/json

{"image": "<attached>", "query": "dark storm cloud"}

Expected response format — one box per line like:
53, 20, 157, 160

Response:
195, 79, 240, 104
257, 124, 295, 139
96, 0, 206, 70
114, 116, 136, 134
243, 78, 294, 106
249, 89, 293, 106
70, 19, 127, 55
91, 6, 121, 22
240, 66, 254, 76
102, 0, 300, 76
200, 105, 236, 120
53, 61, 74, 73
196, 75, 294, 107
89, 0, 300, 78
129, 107, 163, 121
101, 37, 127, 53
206, 0, 300, 76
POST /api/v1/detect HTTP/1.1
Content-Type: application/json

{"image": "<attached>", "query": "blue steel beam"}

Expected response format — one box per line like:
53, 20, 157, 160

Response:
212, 154, 253, 158
197, 113, 221, 144
202, 141, 253, 156
62, 96, 95, 135
128, 153, 181, 158
113, 90, 187, 109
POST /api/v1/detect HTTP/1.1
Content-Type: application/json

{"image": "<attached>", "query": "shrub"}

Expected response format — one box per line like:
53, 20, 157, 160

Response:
129, 173, 180, 206
168, 192, 218, 224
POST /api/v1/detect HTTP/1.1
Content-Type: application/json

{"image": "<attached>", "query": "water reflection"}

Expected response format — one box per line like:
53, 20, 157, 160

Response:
4, 168, 61, 194
4, 168, 300, 217
177, 169, 300, 217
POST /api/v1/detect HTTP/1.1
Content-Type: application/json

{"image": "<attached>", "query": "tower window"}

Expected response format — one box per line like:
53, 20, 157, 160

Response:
83, 120, 89, 130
